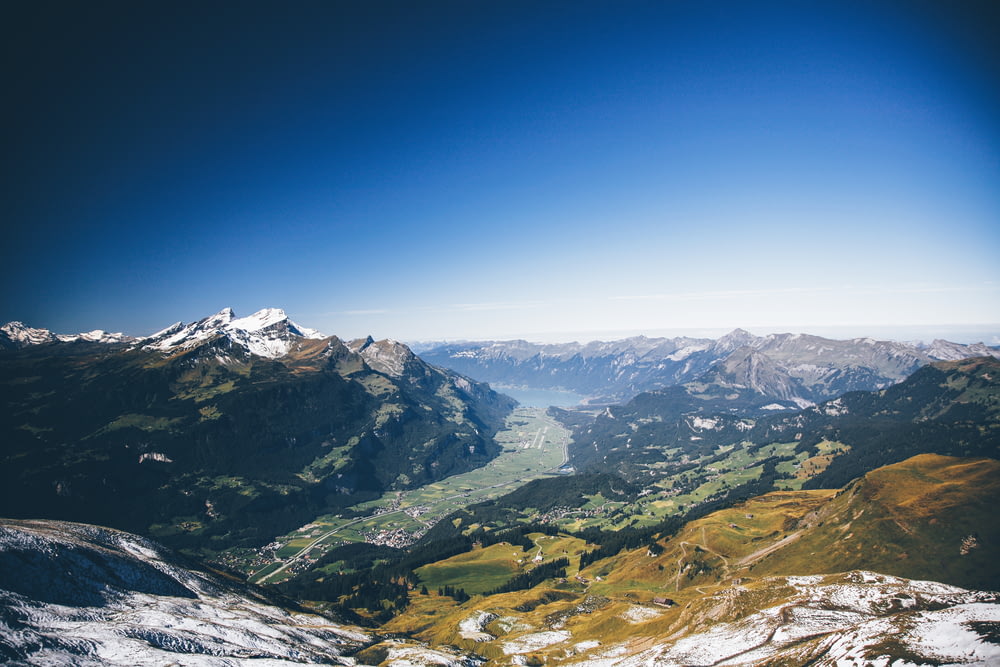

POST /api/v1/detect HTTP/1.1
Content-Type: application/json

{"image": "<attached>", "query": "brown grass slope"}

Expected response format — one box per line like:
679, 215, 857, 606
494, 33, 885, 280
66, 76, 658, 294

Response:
594, 453, 1000, 596
380, 455, 999, 665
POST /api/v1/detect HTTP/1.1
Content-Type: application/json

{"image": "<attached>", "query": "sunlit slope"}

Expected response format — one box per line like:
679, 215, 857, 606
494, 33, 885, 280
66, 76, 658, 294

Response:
758, 453, 1000, 589
381, 454, 1000, 665
0, 323, 515, 557
595, 453, 999, 594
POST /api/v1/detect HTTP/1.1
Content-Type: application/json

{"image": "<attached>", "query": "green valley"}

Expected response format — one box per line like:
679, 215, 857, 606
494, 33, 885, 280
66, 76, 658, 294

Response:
239, 407, 572, 584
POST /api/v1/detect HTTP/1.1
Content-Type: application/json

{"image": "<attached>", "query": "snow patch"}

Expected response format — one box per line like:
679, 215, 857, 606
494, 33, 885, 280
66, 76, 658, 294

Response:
620, 605, 663, 624
690, 416, 719, 431
140, 307, 327, 359
501, 630, 571, 655
458, 611, 497, 641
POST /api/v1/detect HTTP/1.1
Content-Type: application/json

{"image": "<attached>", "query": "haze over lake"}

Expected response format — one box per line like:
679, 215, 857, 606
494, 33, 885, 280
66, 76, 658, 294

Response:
495, 386, 587, 409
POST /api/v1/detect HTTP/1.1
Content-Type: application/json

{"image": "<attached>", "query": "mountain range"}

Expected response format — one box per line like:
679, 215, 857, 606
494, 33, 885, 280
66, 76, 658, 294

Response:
419, 330, 1000, 406
0, 308, 514, 556
565, 356, 1000, 491
3, 310, 1000, 665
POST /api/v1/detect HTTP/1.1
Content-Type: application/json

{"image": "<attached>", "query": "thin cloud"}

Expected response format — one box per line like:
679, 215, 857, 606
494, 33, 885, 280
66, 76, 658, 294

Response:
447, 301, 549, 312
337, 309, 390, 316
610, 287, 822, 302
611, 284, 991, 302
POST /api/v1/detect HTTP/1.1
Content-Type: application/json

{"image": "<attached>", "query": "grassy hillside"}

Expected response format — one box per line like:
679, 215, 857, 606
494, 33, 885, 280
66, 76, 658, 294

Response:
587, 454, 999, 594
0, 337, 514, 557
375, 454, 1000, 665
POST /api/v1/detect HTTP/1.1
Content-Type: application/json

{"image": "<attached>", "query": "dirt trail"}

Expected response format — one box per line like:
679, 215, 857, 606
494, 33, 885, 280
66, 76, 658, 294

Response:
737, 530, 803, 567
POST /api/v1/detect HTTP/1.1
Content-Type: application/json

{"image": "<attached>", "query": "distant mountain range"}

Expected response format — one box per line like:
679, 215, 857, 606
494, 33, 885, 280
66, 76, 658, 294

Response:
0, 320, 135, 347
419, 330, 1000, 406
0, 308, 514, 556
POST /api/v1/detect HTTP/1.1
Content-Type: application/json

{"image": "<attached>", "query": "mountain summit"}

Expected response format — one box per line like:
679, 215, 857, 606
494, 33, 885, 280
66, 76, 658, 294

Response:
142, 307, 325, 359
0, 308, 515, 555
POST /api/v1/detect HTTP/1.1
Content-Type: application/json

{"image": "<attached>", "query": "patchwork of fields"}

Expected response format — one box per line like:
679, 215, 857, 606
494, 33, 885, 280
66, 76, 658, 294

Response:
239, 407, 571, 583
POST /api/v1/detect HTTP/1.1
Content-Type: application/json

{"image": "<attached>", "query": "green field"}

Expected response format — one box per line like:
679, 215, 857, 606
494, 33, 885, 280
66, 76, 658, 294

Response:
243, 407, 571, 583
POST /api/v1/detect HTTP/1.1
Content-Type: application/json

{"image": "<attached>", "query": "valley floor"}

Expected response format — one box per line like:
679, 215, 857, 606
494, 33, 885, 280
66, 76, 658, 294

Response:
225, 407, 572, 584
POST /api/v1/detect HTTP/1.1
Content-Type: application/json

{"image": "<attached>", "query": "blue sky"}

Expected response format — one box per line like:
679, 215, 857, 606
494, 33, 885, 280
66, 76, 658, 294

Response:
3, 1, 999, 343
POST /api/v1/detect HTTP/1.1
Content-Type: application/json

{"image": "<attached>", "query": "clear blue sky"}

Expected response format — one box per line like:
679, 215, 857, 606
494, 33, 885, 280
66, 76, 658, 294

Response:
3, 1, 999, 343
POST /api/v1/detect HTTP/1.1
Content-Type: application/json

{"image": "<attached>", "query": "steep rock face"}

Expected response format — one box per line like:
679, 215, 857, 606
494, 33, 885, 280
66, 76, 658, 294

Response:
0, 309, 515, 554
697, 346, 809, 404
419, 330, 1000, 405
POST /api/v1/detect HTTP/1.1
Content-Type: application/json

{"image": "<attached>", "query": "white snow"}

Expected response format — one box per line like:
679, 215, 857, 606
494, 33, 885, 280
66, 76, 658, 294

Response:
690, 416, 719, 431
619, 604, 663, 624
561, 571, 1000, 667
229, 307, 288, 332
0, 519, 370, 666
458, 611, 497, 641
2, 321, 132, 345
667, 344, 709, 361
139, 307, 327, 359
501, 630, 571, 655
821, 398, 849, 417
375, 640, 485, 666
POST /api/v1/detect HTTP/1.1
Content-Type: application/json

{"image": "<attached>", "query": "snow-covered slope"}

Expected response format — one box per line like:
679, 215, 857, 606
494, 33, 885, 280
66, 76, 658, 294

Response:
0, 518, 371, 665
141, 307, 326, 359
564, 571, 1000, 666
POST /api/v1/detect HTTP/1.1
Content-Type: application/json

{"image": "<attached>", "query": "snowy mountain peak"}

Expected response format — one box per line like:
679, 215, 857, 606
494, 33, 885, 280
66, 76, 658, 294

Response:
0, 518, 372, 665
713, 327, 759, 353
66, 329, 134, 344
229, 307, 288, 332
926, 338, 999, 361
141, 307, 327, 359
1, 321, 134, 348
197, 307, 236, 328
1, 321, 57, 346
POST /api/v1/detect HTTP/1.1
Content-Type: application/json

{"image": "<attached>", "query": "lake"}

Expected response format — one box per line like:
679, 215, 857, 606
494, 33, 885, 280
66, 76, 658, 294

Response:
493, 385, 586, 408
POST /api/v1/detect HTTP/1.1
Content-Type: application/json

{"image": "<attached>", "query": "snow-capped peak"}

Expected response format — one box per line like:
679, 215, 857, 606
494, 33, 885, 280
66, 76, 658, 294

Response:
925, 338, 1000, 362
141, 307, 327, 359
1, 321, 134, 348
1, 321, 57, 346
713, 328, 758, 354
64, 329, 133, 344
230, 307, 288, 332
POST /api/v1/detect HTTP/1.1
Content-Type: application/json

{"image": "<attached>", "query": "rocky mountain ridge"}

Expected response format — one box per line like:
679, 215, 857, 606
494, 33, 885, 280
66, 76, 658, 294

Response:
0, 320, 135, 348
0, 308, 515, 557
419, 329, 1000, 405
